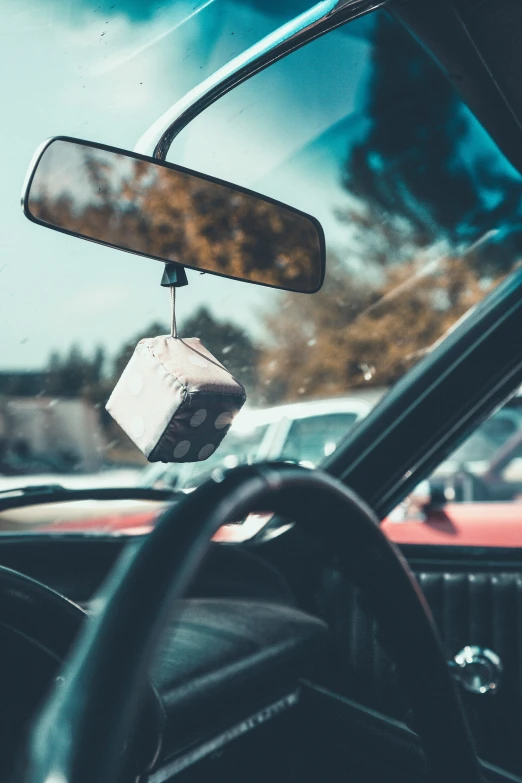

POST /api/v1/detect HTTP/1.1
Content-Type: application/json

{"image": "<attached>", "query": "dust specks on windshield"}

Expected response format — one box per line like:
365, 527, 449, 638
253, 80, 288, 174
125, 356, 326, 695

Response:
2, 6, 522, 533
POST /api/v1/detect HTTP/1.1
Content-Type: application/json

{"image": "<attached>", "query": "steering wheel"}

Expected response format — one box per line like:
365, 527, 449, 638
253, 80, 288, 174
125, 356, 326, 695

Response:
21, 464, 483, 783
0, 566, 163, 783
0, 567, 85, 781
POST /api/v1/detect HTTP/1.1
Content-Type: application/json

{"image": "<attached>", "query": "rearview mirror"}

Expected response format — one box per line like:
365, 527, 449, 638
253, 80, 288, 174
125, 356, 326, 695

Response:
22, 137, 325, 293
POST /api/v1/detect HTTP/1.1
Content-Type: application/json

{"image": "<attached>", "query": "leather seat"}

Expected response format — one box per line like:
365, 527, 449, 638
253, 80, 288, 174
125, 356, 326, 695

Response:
150, 599, 328, 761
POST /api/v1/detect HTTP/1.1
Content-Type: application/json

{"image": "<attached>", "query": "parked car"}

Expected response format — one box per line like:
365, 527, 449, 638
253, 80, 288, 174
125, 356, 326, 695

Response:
7, 390, 522, 551
383, 393, 522, 547
430, 392, 522, 486
0, 394, 380, 533
144, 392, 384, 491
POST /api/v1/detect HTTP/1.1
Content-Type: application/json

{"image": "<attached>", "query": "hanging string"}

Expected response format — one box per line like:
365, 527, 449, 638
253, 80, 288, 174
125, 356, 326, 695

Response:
170, 286, 178, 338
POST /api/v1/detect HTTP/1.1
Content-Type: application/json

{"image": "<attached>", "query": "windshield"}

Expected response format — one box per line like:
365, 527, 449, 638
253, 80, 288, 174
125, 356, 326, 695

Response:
2, 3, 522, 538
434, 404, 522, 475
279, 413, 359, 467
145, 421, 270, 490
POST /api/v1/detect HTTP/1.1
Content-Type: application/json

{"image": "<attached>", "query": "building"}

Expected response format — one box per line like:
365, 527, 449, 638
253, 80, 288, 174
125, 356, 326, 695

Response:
0, 396, 106, 474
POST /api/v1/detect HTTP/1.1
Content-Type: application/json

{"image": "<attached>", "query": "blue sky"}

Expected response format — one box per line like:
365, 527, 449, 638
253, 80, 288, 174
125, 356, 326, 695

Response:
1, 0, 376, 370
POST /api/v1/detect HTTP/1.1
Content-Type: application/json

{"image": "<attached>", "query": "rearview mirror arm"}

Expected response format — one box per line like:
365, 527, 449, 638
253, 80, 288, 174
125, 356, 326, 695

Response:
160, 263, 188, 339
160, 262, 188, 289
134, 0, 388, 161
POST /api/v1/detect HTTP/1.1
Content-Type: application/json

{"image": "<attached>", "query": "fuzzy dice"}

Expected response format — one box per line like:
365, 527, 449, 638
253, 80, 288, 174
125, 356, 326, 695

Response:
106, 335, 246, 463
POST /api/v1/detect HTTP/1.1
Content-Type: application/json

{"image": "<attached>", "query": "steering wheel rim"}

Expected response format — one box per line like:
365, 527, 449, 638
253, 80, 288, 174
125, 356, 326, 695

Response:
0, 565, 163, 782
22, 464, 483, 783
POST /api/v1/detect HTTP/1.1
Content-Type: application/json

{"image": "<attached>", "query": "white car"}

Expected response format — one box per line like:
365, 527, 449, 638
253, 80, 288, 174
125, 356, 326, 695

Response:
0, 395, 384, 531
0, 468, 143, 494
144, 391, 386, 491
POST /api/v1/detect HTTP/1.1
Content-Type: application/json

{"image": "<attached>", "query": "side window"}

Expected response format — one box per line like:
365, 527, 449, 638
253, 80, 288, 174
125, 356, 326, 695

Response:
437, 410, 522, 473
429, 400, 522, 501
493, 434, 522, 485
280, 413, 358, 467
387, 397, 522, 545
500, 453, 522, 485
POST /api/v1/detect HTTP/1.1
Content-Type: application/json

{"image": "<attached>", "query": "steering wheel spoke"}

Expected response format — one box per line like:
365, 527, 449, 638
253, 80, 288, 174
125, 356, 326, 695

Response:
22, 464, 483, 783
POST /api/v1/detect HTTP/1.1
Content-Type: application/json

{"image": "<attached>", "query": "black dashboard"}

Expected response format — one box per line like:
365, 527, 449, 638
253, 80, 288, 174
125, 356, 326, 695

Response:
0, 532, 326, 781
2, 531, 522, 782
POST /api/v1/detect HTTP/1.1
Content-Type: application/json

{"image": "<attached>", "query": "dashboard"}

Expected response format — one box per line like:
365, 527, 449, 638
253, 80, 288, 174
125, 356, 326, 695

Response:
2, 531, 522, 780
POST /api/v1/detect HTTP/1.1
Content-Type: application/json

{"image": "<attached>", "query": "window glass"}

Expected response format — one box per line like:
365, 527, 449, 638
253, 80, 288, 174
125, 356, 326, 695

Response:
385, 395, 522, 547
280, 413, 359, 467
2, 5, 522, 538
501, 457, 522, 484
142, 422, 270, 490
182, 423, 270, 487
433, 408, 522, 477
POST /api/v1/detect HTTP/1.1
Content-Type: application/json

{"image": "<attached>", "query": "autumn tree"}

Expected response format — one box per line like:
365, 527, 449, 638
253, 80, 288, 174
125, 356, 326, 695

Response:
181, 306, 260, 397
30, 144, 320, 293
113, 320, 169, 378
260, 251, 501, 402
46, 344, 108, 398
260, 13, 522, 402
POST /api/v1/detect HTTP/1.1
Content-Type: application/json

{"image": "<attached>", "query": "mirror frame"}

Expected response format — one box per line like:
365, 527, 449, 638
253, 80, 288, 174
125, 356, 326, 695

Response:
21, 135, 326, 294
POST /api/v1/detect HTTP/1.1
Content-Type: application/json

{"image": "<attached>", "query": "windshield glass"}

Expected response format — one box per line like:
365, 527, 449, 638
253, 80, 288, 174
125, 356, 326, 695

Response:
279, 413, 359, 467
2, 3, 522, 539
435, 406, 522, 475
145, 421, 270, 490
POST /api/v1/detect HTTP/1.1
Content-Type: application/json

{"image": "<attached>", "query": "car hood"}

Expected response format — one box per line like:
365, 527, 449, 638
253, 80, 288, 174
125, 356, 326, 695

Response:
0, 497, 164, 535
0, 470, 144, 493
382, 502, 522, 548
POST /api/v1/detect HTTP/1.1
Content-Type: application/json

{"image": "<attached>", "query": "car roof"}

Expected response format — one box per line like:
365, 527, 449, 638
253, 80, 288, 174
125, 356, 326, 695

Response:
232, 389, 388, 431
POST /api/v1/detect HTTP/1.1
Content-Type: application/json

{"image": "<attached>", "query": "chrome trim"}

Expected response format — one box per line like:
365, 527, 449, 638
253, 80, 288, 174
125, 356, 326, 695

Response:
134, 0, 388, 160
450, 646, 503, 695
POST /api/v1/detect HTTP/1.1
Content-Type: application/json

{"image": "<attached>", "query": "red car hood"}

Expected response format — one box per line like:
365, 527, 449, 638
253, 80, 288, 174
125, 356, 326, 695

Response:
33, 505, 272, 543
12, 500, 522, 548
382, 502, 522, 548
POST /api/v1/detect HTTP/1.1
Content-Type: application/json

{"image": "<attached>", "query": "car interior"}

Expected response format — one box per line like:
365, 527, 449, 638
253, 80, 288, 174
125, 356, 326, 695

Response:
4, 1, 522, 783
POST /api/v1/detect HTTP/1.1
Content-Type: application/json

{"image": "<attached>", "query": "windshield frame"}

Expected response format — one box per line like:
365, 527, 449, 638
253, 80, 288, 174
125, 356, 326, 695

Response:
135, 0, 390, 159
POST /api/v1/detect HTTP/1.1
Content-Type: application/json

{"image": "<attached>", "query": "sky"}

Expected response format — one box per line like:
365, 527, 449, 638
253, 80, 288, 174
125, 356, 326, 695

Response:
0, 0, 374, 370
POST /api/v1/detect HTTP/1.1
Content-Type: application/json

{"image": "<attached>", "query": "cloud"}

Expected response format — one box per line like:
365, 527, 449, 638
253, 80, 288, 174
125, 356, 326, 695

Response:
91, 0, 218, 76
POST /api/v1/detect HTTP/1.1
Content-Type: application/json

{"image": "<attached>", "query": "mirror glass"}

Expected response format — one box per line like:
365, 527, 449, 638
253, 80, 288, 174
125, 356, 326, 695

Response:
24, 138, 324, 293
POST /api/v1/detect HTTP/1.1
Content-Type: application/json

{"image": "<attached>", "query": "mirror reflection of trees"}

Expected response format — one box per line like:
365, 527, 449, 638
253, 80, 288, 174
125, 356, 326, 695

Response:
29, 144, 321, 293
